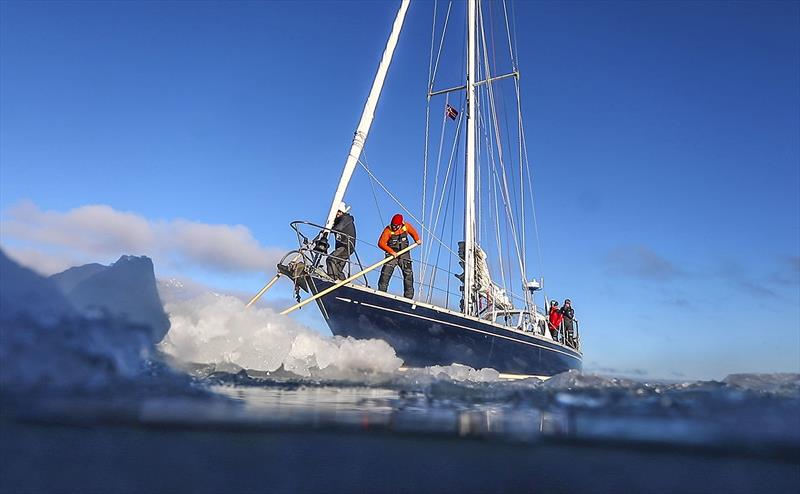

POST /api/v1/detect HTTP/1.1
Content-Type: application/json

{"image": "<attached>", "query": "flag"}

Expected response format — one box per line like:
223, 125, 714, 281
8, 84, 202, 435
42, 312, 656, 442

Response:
446, 104, 459, 120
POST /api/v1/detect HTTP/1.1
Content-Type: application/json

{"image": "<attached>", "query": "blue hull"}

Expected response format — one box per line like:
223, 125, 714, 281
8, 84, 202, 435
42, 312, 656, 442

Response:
308, 277, 582, 376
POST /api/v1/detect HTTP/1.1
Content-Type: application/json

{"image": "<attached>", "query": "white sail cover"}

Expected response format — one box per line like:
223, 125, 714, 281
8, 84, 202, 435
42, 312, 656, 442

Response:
458, 242, 513, 311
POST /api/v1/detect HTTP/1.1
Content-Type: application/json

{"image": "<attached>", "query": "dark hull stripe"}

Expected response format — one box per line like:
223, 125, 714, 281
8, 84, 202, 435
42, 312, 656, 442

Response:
308, 277, 582, 375
356, 300, 581, 361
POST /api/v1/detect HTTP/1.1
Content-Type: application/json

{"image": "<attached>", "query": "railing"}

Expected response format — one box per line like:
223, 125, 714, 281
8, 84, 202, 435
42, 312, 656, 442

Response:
548, 319, 580, 351
290, 220, 466, 311
287, 220, 578, 346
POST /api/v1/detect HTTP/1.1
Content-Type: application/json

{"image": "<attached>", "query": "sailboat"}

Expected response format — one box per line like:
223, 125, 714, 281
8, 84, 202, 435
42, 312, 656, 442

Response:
252, 0, 582, 378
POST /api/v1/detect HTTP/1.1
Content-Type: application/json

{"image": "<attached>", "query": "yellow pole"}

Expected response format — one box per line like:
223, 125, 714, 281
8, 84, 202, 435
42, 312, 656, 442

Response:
245, 273, 282, 308
280, 242, 419, 315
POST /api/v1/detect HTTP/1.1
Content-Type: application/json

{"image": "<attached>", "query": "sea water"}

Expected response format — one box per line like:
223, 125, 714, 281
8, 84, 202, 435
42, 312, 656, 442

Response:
2, 292, 798, 493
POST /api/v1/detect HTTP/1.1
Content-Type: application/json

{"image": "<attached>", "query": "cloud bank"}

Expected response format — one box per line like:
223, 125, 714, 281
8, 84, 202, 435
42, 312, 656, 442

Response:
1, 201, 283, 276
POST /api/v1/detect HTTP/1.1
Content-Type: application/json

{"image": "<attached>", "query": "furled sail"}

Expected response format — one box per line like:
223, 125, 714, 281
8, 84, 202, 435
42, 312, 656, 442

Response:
458, 242, 513, 312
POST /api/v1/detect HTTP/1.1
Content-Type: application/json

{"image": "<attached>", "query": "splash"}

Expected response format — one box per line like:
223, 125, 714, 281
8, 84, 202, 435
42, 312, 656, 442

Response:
159, 294, 404, 378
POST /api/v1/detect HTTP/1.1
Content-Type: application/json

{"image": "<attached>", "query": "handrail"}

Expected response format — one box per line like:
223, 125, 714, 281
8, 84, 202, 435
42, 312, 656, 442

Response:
280, 243, 419, 315
287, 219, 565, 333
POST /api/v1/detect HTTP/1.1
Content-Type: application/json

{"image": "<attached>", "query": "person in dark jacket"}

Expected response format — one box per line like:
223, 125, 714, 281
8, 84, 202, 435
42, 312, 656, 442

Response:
326, 202, 356, 280
377, 213, 421, 298
560, 299, 576, 347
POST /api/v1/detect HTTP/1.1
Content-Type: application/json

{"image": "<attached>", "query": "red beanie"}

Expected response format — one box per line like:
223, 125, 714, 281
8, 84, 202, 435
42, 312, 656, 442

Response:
391, 214, 403, 226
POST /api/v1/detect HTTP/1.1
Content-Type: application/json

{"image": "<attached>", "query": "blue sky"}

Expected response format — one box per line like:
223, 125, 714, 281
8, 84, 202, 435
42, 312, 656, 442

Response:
1, 0, 798, 379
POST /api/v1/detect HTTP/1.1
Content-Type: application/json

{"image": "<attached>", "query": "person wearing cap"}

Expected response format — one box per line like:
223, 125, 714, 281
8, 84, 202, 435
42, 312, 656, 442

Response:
560, 299, 576, 347
548, 300, 563, 342
377, 213, 421, 298
326, 202, 356, 281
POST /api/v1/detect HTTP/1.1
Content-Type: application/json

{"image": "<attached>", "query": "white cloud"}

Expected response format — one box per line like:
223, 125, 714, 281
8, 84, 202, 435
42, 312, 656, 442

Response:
2, 201, 154, 257
1, 201, 283, 276
164, 220, 279, 273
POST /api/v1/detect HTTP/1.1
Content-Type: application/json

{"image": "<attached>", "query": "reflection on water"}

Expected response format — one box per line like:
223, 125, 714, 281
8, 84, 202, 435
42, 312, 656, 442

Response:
206, 386, 567, 441
4, 365, 799, 456
213, 385, 566, 440
197, 373, 799, 455
3, 370, 799, 494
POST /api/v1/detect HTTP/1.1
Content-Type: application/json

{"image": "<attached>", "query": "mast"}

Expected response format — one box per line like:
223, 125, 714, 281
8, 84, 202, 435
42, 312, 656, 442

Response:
324, 0, 411, 230
463, 0, 477, 316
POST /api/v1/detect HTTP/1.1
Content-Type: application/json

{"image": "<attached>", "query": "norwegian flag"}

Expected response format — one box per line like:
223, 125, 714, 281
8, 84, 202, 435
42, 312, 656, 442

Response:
446, 104, 459, 120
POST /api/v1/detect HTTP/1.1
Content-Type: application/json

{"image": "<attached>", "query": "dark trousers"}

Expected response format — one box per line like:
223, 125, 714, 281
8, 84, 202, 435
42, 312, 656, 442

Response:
326, 246, 352, 281
378, 256, 414, 298
563, 318, 575, 346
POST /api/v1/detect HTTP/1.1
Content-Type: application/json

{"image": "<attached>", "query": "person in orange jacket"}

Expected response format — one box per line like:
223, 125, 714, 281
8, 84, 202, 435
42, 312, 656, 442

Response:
377, 214, 421, 298
548, 300, 563, 342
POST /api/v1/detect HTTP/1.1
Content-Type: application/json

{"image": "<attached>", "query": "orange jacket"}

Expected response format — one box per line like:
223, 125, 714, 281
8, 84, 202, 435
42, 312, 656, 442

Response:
378, 222, 420, 256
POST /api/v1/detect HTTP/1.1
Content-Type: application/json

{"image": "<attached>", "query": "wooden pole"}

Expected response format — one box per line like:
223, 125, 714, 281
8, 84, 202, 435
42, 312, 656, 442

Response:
246, 273, 282, 308
280, 242, 419, 315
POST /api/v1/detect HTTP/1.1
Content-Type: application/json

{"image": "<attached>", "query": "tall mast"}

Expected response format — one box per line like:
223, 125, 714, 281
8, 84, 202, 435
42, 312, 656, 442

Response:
463, 0, 477, 316
324, 0, 411, 230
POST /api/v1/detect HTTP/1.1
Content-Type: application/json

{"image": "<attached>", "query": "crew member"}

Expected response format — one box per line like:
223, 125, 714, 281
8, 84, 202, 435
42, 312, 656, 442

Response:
377, 214, 421, 298
326, 202, 356, 281
560, 298, 576, 348
548, 300, 563, 342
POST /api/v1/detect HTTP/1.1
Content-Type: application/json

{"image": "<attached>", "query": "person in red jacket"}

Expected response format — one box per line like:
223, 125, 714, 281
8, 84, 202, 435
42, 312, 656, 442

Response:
377, 214, 421, 298
548, 300, 563, 342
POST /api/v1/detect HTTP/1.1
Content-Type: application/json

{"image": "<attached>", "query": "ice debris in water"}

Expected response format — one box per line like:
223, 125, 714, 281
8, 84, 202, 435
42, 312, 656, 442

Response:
159, 293, 509, 384
159, 293, 404, 378
722, 373, 800, 396
420, 364, 500, 383
0, 250, 176, 393
543, 369, 638, 390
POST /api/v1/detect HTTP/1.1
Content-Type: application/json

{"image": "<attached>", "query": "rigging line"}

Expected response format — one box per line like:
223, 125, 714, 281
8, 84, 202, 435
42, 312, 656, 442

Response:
427, 0, 438, 93
420, 0, 454, 282
503, 177, 514, 307
422, 104, 431, 273
426, 152, 458, 305
487, 1, 524, 287
478, 5, 527, 294
502, 0, 530, 308
501, 0, 517, 71
487, 0, 500, 82
420, 103, 464, 286
425, 0, 452, 240
475, 75, 509, 303
486, 3, 522, 233
422, 0, 440, 250
475, 91, 482, 246
480, 107, 512, 307
508, 0, 520, 70
421, 92, 453, 285
363, 153, 385, 230
516, 69, 527, 306
517, 78, 546, 292
430, 1, 453, 95
491, 0, 528, 306
480, 0, 519, 228
423, 160, 448, 302
476, 87, 511, 307
490, 150, 509, 304
357, 159, 459, 261
445, 175, 457, 310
